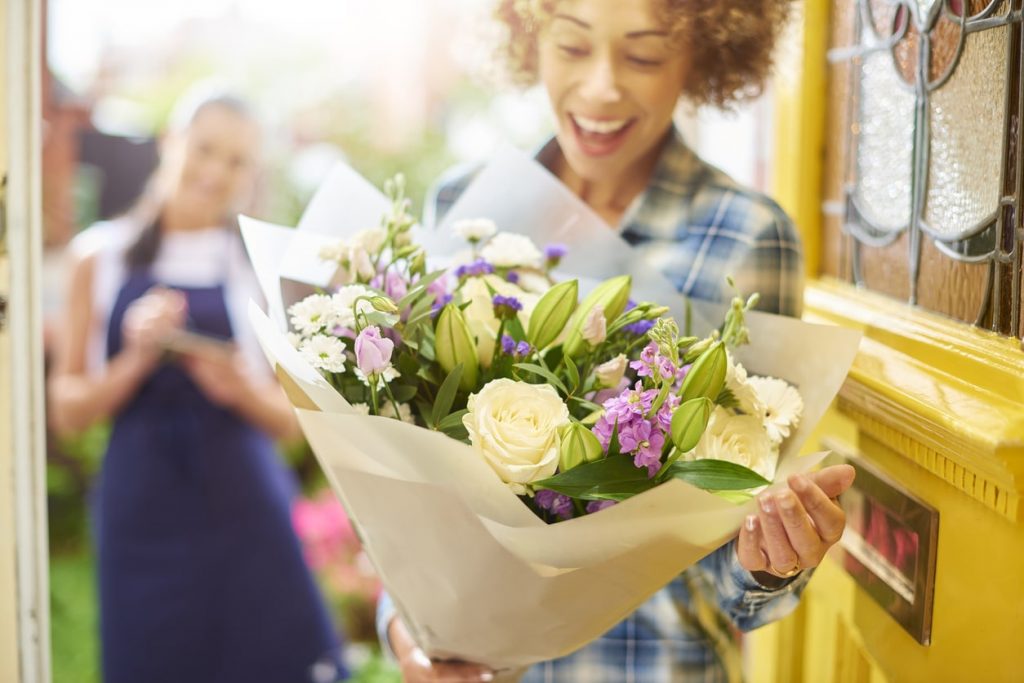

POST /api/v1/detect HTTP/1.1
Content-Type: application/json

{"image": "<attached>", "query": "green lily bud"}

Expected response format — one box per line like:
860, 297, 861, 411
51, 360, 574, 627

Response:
435, 304, 479, 391
370, 296, 399, 314
670, 397, 714, 453
563, 275, 632, 358
682, 334, 716, 364
680, 341, 727, 402
409, 251, 426, 277
559, 421, 604, 472
527, 279, 578, 350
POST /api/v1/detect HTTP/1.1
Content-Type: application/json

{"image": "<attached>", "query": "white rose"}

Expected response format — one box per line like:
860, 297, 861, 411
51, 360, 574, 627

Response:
594, 354, 627, 388
463, 379, 571, 494
480, 232, 543, 269
692, 407, 777, 480
453, 218, 498, 242
726, 354, 766, 419
459, 275, 537, 368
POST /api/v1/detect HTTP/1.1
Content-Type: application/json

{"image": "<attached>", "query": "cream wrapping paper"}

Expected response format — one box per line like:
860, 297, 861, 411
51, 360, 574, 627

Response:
240, 152, 862, 672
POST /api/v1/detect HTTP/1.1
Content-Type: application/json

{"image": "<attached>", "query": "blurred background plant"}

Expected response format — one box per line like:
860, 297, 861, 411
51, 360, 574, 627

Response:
41, 0, 771, 679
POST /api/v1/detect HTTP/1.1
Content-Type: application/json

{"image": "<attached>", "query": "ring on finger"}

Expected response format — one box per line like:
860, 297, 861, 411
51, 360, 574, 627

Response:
770, 563, 801, 578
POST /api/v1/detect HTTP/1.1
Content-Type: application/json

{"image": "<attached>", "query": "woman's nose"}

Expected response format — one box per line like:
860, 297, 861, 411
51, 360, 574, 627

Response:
578, 54, 623, 104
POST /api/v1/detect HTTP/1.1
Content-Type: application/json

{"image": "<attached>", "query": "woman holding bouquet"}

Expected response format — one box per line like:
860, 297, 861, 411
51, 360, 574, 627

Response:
49, 89, 346, 683
382, 0, 854, 681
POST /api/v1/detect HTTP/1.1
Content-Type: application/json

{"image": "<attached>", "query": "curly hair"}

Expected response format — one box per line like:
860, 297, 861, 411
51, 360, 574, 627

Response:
493, 0, 793, 109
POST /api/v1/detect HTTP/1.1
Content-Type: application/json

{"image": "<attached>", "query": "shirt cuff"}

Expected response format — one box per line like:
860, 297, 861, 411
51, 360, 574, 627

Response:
375, 591, 399, 662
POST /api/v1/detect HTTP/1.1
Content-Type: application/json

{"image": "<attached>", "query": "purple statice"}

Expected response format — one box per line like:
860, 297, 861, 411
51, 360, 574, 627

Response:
544, 243, 569, 266
454, 259, 495, 279
506, 271, 520, 284
500, 335, 533, 359
624, 319, 656, 336
492, 294, 523, 321
516, 340, 533, 356
535, 489, 573, 520
430, 293, 453, 318
586, 500, 617, 514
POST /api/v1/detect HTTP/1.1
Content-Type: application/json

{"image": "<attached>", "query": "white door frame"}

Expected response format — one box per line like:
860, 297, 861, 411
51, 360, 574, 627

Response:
2, 0, 52, 678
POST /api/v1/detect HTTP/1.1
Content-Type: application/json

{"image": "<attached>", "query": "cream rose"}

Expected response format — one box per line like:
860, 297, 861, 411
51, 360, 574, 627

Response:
463, 379, 571, 494
691, 407, 777, 480
459, 275, 537, 368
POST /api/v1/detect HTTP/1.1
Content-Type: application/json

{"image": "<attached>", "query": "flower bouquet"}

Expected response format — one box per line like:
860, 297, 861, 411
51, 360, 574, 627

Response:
240, 147, 861, 673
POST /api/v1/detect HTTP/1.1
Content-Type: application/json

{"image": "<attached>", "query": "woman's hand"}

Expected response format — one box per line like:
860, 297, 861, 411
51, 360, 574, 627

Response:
181, 350, 250, 409
121, 287, 187, 369
736, 464, 855, 581
388, 616, 494, 683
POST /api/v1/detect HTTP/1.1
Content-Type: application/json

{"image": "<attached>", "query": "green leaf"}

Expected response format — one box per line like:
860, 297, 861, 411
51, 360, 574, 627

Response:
667, 459, 770, 491
506, 317, 527, 343
605, 418, 621, 458
564, 357, 580, 393
431, 364, 463, 428
670, 397, 713, 453
439, 422, 470, 442
438, 409, 469, 432
513, 363, 569, 396
390, 384, 418, 404
716, 386, 740, 409
568, 395, 602, 413
534, 454, 655, 501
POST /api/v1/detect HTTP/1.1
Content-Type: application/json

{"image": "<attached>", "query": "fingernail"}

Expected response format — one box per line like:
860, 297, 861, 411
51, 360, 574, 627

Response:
790, 473, 809, 493
745, 515, 757, 532
759, 494, 775, 514
480, 673, 495, 682
779, 491, 797, 512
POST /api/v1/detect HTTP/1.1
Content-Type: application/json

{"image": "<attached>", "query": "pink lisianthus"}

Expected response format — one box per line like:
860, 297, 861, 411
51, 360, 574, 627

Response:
354, 325, 394, 375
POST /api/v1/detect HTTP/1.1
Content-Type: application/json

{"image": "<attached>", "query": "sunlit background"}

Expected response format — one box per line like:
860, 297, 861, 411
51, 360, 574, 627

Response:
42, 1, 775, 680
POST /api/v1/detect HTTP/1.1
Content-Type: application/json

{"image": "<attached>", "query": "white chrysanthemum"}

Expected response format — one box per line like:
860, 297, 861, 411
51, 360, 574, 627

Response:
299, 334, 347, 373
352, 400, 415, 423
289, 294, 338, 335
351, 227, 387, 254
480, 232, 543, 269
286, 332, 304, 349
350, 403, 372, 416
725, 354, 766, 419
453, 218, 498, 242
331, 285, 376, 329
748, 376, 803, 444
691, 407, 778, 481
354, 364, 400, 389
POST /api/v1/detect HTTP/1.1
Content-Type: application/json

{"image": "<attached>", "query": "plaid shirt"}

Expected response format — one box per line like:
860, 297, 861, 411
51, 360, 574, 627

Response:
378, 128, 809, 682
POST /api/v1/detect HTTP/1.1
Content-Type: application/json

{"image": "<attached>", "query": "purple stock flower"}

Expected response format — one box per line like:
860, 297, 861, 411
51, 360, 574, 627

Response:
586, 500, 616, 514
454, 259, 495, 279
657, 393, 680, 433
633, 430, 665, 478
535, 489, 573, 520
492, 294, 523, 320
592, 382, 658, 451
630, 341, 678, 382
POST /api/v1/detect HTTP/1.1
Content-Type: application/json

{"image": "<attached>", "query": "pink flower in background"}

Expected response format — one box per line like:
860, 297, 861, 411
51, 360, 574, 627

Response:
354, 325, 394, 375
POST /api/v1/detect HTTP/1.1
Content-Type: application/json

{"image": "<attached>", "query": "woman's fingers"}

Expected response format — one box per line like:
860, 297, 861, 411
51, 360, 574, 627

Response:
774, 489, 823, 567
789, 473, 847, 546
736, 514, 769, 572
757, 493, 801, 575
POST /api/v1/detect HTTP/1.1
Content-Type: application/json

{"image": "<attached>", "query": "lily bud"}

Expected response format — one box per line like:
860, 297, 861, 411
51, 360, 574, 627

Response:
527, 279, 578, 350
370, 296, 399, 314
435, 304, 479, 391
563, 275, 631, 358
680, 341, 727, 402
559, 422, 604, 472
670, 397, 713, 453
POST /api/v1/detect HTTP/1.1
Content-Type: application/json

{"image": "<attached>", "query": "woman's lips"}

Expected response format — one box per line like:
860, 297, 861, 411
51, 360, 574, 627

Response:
569, 114, 636, 158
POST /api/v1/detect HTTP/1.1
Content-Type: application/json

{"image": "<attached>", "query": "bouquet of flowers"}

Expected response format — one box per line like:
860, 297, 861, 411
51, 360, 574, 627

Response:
241, 149, 860, 673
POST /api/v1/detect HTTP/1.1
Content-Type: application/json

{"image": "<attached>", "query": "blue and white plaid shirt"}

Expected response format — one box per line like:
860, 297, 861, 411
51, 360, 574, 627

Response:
378, 128, 808, 682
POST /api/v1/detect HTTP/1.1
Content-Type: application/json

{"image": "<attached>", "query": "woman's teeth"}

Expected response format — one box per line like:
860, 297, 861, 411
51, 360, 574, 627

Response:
572, 115, 630, 135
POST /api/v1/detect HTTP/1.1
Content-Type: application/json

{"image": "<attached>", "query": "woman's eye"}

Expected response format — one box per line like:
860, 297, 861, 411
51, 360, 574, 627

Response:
558, 45, 587, 58
628, 56, 664, 67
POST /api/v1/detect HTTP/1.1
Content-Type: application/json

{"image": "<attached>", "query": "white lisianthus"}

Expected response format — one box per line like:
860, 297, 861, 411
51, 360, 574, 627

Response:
318, 240, 348, 264
453, 218, 498, 243
748, 376, 803, 444
480, 232, 543, 269
463, 379, 571, 494
595, 354, 627, 388
331, 285, 376, 329
348, 246, 376, 280
289, 294, 338, 335
725, 354, 767, 419
581, 304, 607, 345
691, 407, 777, 480
459, 275, 537, 368
351, 227, 388, 254
299, 334, 347, 373
514, 271, 554, 295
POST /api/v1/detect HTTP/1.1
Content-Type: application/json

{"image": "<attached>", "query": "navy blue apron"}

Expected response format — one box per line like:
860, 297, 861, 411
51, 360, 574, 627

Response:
97, 268, 346, 683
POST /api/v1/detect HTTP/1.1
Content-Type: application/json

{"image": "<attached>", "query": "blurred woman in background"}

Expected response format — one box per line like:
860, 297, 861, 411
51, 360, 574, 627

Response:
49, 88, 346, 683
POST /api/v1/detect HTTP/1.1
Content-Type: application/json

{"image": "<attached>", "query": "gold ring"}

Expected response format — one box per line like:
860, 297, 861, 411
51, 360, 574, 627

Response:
770, 563, 801, 578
